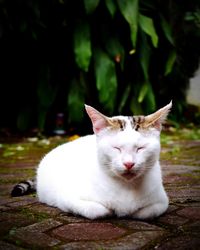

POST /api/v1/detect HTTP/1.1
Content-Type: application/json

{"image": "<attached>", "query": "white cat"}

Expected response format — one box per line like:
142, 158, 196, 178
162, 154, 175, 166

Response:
36, 102, 172, 220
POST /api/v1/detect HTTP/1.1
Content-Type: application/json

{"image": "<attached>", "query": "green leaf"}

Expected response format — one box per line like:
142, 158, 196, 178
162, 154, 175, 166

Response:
139, 1, 155, 11
37, 66, 58, 108
145, 84, 156, 112
137, 81, 156, 112
67, 78, 85, 123
165, 50, 176, 75
160, 15, 174, 45
130, 98, 143, 115
117, 0, 139, 47
20, 20, 27, 32
17, 107, 31, 131
37, 65, 58, 131
184, 12, 195, 21
84, 0, 100, 14
139, 14, 158, 47
118, 84, 131, 113
105, 0, 117, 17
37, 109, 47, 132
94, 49, 117, 113
139, 32, 151, 80
138, 82, 148, 103
105, 36, 125, 70
73, 21, 92, 72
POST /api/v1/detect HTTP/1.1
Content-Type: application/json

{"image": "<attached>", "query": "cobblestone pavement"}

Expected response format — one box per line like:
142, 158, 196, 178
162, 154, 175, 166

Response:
0, 135, 199, 249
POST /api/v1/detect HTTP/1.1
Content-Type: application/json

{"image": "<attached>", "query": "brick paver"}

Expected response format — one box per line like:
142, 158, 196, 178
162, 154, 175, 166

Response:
52, 223, 127, 241
0, 137, 200, 249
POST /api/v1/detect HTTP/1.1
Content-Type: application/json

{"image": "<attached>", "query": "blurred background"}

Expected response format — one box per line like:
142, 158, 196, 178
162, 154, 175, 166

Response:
0, 0, 199, 136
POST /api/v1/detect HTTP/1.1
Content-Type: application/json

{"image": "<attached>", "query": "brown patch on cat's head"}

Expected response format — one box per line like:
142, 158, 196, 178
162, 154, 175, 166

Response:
85, 101, 172, 134
108, 116, 147, 131
134, 101, 172, 131
85, 105, 127, 134
129, 101, 172, 131
107, 118, 126, 131
132, 116, 146, 131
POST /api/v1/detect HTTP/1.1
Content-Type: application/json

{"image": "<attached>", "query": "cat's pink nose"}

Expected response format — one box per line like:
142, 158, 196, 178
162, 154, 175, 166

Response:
124, 162, 135, 170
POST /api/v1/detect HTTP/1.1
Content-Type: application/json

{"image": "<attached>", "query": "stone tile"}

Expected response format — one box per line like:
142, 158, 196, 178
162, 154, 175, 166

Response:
176, 207, 200, 220
0, 197, 15, 206
167, 188, 200, 202
15, 218, 62, 233
6, 197, 37, 208
0, 173, 30, 180
115, 220, 163, 231
103, 231, 165, 250
174, 201, 200, 207
58, 241, 100, 250
0, 211, 31, 223
52, 222, 126, 241
183, 220, 200, 232
162, 165, 199, 175
155, 235, 200, 250
163, 164, 200, 187
163, 174, 199, 185
0, 240, 23, 250
0, 212, 36, 236
12, 231, 60, 248
58, 213, 90, 224
171, 197, 200, 203
158, 214, 189, 226
28, 202, 61, 216
59, 230, 165, 250
10, 219, 62, 248
0, 205, 11, 212
0, 196, 36, 207
165, 204, 179, 214
0, 162, 36, 169
0, 184, 14, 196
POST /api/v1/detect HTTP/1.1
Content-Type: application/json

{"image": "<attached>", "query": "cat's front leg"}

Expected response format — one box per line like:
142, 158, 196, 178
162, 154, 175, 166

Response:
133, 201, 168, 220
60, 199, 113, 220
80, 200, 113, 219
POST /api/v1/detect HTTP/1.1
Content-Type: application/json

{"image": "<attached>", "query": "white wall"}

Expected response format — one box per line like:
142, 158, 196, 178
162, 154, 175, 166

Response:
187, 65, 200, 107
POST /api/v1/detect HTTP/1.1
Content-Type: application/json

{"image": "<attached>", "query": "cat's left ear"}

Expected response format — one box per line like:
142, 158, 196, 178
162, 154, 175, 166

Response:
85, 105, 110, 134
144, 101, 172, 131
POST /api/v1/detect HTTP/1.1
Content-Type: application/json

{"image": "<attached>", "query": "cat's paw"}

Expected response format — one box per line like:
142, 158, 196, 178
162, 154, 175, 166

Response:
81, 201, 112, 220
133, 202, 168, 220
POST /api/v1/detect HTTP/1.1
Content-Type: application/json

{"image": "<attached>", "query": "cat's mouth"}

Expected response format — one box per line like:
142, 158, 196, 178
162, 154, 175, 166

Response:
121, 171, 137, 180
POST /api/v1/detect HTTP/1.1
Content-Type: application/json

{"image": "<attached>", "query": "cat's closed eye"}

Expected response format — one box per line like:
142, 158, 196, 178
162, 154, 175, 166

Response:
113, 147, 121, 152
136, 147, 145, 152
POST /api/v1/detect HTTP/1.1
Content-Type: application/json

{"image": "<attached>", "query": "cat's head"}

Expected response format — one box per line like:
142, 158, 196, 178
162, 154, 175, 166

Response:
85, 102, 172, 181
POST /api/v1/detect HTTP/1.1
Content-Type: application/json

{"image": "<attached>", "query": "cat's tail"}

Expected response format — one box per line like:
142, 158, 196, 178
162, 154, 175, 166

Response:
11, 179, 36, 197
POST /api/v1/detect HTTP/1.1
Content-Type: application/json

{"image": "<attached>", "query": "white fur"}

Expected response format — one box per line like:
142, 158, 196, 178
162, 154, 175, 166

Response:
36, 114, 169, 220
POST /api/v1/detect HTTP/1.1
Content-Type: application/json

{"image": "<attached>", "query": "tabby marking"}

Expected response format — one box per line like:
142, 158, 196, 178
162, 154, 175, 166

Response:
109, 116, 146, 132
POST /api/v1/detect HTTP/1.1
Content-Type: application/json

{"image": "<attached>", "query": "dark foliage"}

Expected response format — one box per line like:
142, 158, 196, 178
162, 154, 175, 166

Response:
0, 0, 199, 134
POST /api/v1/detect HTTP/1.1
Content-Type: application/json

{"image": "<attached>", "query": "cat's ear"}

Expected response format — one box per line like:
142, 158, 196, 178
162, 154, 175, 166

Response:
144, 101, 172, 131
85, 105, 110, 134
